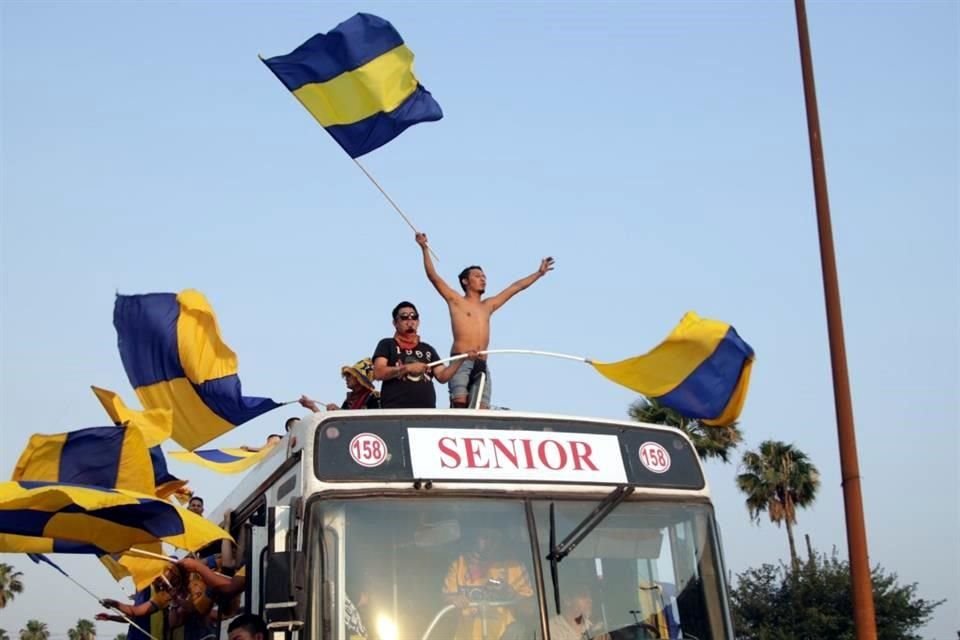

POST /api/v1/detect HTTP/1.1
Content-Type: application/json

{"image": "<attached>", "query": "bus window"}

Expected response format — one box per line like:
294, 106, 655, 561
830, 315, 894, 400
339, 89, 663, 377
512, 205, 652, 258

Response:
307, 498, 542, 640
532, 501, 732, 640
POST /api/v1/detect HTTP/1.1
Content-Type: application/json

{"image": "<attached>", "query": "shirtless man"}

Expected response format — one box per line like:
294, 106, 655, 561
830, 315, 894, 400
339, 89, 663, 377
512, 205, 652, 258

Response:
416, 232, 554, 408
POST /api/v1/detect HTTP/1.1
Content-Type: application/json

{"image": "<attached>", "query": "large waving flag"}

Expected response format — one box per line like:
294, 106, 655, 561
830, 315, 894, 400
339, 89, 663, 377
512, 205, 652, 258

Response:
114, 290, 281, 450
0, 481, 230, 553
262, 13, 442, 158
169, 445, 277, 474
12, 426, 155, 495
591, 312, 754, 426
90, 387, 188, 499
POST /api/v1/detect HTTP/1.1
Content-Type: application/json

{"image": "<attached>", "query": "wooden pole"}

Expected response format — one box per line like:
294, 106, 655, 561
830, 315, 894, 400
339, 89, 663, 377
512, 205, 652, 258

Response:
793, 2, 877, 637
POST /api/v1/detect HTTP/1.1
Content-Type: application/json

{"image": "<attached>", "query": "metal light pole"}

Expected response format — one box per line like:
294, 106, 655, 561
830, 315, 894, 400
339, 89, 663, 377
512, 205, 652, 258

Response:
792, 1, 878, 637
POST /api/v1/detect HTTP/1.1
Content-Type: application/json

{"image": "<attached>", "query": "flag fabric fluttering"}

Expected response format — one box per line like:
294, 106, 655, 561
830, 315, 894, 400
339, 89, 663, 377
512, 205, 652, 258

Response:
113, 290, 281, 451
261, 12, 442, 158
591, 312, 755, 426
0, 481, 231, 553
92, 386, 173, 447
89, 387, 188, 499
0, 533, 106, 555
168, 445, 277, 474
12, 426, 156, 495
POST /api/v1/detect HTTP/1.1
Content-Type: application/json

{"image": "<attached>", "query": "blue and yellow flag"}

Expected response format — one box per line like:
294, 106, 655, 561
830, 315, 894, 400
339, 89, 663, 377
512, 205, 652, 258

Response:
0, 481, 230, 554
169, 445, 276, 474
0, 533, 106, 555
90, 386, 188, 500
92, 386, 173, 447
114, 290, 281, 451
591, 312, 754, 426
262, 13, 442, 158
12, 426, 155, 495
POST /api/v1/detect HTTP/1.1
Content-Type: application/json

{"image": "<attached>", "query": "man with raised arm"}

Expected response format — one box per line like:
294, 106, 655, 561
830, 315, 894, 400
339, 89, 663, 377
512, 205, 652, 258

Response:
415, 232, 554, 409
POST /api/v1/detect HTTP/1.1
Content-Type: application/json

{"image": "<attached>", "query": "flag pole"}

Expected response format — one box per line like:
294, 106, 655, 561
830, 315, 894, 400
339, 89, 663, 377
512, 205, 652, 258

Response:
793, 1, 876, 637
428, 349, 592, 368
351, 158, 440, 262
258, 54, 438, 262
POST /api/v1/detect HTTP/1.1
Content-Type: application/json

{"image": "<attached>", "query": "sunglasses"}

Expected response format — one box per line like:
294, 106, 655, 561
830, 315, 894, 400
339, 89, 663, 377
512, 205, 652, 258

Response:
397, 313, 419, 321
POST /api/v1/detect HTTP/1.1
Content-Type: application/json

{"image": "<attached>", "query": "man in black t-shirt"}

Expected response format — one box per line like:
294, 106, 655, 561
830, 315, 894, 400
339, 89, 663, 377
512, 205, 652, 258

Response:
372, 301, 471, 409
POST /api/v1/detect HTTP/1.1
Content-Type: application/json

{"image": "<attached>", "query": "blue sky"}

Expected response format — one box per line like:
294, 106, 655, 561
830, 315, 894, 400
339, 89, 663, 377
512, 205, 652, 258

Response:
1, 1, 956, 638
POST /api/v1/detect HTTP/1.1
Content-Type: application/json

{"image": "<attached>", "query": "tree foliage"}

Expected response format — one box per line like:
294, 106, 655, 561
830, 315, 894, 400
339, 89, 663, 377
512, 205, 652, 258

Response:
67, 620, 96, 640
628, 397, 743, 462
735, 440, 819, 570
730, 550, 944, 640
1, 628, 10, 640
18, 621, 49, 640
0, 563, 24, 609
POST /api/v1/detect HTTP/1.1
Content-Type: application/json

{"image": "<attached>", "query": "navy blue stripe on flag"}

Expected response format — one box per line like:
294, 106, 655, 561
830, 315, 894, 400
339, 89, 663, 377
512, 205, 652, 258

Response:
114, 293, 186, 388
325, 84, 442, 158
657, 327, 753, 419
195, 449, 246, 464
150, 446, 179, 485
263, 13, 404, 90
193, 375, 281, 427
59, 427, 123, 489
93, 501, 185, 538
0, 509, 55, 537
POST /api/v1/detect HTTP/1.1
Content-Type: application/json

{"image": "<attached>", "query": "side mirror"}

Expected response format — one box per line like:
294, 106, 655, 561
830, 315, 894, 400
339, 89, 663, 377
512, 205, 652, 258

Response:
264, 550, 306, 630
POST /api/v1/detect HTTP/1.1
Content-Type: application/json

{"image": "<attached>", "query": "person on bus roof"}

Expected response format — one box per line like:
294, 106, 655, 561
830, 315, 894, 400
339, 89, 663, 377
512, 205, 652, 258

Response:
414, 231, 554, 409
299, 358, 381, 411
371, 301, 475, 409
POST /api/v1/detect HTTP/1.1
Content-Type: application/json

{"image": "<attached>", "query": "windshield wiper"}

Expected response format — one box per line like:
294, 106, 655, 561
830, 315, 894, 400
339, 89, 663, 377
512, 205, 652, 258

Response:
546, 485, 635, 615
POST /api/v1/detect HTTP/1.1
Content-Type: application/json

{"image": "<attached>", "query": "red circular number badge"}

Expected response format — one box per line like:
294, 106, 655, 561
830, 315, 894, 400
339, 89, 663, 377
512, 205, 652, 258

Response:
349, 433, 388, 468
638, 441, 671, 474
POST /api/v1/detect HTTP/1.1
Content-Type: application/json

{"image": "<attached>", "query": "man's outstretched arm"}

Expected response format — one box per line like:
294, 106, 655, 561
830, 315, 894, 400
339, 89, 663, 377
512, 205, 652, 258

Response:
416, 233, 459, 302
487, 257, 555, 312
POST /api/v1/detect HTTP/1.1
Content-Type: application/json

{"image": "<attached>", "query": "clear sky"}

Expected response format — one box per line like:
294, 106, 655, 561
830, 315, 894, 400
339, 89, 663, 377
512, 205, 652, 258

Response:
1, 1, 956, 638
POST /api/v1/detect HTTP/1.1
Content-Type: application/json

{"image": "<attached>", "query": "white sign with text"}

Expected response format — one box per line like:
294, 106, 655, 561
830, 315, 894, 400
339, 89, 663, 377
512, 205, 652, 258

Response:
408, 428, 627, 483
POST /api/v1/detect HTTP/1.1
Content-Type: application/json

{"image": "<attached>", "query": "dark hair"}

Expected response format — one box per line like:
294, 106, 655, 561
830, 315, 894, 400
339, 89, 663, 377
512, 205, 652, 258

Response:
228, 614, 267, 638
284, 417, 299, 432
392, 301, 418, 320
458, 266, 483, 292
189, 496, 204, 506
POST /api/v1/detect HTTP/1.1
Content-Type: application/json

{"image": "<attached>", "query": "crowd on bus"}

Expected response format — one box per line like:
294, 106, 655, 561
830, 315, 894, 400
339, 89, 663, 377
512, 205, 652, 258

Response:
299, 232, 554, 412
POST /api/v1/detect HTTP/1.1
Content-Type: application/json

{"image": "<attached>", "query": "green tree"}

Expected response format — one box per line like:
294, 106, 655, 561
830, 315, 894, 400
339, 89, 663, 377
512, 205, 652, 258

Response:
736, 440, 820, 571
18, 621, 49, 640
67, 620, 96, 640
730, 551, 943, 640
1, 628, 11, 640
628, 397, 743, 462
0, 564, 24, 608
113, 634, 126, 640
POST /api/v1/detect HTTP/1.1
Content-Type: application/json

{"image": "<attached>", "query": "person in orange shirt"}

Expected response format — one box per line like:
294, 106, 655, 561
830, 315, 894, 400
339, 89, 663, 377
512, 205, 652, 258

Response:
442, 528, 534, 640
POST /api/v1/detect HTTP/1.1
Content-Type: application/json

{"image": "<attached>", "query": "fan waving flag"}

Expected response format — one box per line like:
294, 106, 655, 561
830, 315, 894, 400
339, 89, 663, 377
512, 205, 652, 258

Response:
0, 481, 230, 554
262, 13, 442, 158
114, 290, 281, 450
169, 445, 278, 474
591, 312, 755, 425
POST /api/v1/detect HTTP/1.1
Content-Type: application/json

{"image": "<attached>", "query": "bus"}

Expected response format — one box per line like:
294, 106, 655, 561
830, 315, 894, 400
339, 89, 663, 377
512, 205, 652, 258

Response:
210, 410, 734, 640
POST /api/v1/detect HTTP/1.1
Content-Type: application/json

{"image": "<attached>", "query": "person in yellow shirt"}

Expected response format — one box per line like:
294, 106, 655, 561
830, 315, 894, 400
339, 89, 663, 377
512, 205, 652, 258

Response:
442, 528, 534, 640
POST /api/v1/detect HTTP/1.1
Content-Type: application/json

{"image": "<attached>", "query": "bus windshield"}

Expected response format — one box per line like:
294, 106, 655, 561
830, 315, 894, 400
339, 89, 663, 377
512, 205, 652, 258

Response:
307, 497, 732, 640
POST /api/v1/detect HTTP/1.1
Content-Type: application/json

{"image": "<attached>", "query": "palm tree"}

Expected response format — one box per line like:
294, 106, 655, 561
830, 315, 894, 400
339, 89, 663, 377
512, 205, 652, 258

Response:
0, 564, 24, 608
736, 440, 820, 571
19, 621, 49, 640
113, 635, 126, 640
67, 620, 95, 640
1, 628, 11, 640
629, 397, 743, 463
